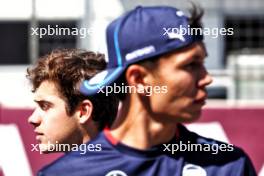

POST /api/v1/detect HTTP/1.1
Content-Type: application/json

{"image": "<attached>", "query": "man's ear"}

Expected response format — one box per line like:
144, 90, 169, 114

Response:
77, 99, 93, 124
125, 64, 153, 96
125, 64, 150, 87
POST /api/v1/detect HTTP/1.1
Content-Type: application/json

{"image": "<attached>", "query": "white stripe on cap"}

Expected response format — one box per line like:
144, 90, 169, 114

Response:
88, 70, 109, 85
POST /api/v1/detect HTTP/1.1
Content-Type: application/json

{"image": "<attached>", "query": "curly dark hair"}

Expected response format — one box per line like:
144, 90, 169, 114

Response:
26, 48, 119, 130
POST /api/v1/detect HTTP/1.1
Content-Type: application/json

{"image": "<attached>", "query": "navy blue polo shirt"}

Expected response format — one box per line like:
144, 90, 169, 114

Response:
38, 124, 256, 176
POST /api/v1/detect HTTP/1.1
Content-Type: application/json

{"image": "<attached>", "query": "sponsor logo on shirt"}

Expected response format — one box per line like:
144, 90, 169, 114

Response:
105, 170, 128, 176
182, 164, 207, 176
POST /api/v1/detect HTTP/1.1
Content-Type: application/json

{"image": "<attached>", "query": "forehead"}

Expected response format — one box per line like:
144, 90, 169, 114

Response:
34, 80, 61, 100
158, 42, 207, 63
170, 42, 206, 58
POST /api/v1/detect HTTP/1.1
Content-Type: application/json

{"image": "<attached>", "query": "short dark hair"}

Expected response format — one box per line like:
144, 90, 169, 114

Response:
26, 48, 119, 130
115, 4, 204, 101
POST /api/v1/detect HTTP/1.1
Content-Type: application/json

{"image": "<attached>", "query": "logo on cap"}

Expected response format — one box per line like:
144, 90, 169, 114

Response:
125, 45, 156, 61
176, 10, 185, 17
167, 31, 185, 42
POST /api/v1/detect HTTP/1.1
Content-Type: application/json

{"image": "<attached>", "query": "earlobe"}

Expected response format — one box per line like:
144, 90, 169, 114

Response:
78, 100, 93, 124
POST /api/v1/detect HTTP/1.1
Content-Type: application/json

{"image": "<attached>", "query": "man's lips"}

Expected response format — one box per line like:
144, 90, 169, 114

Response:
193, 99, 206, 105
193, 94, 208, 104
34, 130, 43, 135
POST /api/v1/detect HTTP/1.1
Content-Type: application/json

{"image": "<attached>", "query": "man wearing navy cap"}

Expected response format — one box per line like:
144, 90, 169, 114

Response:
39, 5, 257, 176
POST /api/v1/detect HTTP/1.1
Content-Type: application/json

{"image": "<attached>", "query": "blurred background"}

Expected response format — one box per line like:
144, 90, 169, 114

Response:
0, 0, 263, 175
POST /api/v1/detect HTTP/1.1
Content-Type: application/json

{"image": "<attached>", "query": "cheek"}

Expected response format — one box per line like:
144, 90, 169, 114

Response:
42, 109, 79, 143
167, 72, 196, 97
150, 72, 196, 114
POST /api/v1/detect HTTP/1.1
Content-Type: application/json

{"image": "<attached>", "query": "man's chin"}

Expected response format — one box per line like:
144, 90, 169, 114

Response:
39, 144, 56, 154
186, 114, 201, 123
39, 150, 51, 154
177, 112, 201, 123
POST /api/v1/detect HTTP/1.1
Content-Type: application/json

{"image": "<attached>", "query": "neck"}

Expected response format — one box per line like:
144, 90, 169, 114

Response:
81, 123, 98, 144
111, 96, 177, 150
82, 134, 91, 144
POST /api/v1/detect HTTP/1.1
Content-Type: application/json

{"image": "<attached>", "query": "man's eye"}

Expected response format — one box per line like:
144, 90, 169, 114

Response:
40, 103, 50, 111
185, 62, 200, 69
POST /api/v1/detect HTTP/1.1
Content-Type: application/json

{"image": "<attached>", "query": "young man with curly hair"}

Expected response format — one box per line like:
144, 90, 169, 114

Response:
27, 49, 119, 153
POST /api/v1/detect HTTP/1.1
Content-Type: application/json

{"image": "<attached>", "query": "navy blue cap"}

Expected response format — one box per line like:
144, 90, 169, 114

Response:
81, 6, 203, 95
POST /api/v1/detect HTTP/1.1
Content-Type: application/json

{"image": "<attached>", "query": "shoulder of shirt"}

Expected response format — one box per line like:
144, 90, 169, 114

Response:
181, 124, 256, 175
178, 124, 250, 161
37, 132, 108, 176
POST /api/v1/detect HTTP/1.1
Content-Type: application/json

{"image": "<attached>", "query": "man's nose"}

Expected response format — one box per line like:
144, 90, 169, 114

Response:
198, 66, 213, 88
28, 109, 42, 126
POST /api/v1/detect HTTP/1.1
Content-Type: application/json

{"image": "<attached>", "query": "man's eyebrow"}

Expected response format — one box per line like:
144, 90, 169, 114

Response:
190, 53, 207, 62
34, 99, 52, 105
194, 50, 208, 60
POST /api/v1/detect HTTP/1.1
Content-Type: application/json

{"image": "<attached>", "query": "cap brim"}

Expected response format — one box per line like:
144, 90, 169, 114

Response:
80, 67, 125, 95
